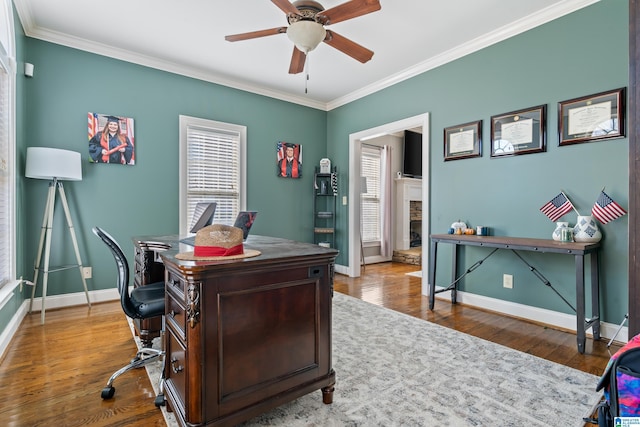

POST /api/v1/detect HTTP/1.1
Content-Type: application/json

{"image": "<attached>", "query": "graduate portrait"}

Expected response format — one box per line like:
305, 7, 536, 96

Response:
88, 112, 136, 165
276, 141, 302, 179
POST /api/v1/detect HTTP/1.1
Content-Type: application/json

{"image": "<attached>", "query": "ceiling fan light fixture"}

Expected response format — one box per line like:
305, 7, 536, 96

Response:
286, 21, 326, 53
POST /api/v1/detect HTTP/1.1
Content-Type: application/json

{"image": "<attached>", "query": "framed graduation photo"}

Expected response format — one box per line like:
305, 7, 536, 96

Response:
276, 141, 302, 179
88, 112, 136, 165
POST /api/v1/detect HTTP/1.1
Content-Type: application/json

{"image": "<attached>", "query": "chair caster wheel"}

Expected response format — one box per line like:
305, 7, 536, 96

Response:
101, 386, 115, 399
154, 394, 166, 407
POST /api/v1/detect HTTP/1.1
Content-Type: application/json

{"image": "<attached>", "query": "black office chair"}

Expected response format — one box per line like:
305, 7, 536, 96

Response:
92, 226, 166, 406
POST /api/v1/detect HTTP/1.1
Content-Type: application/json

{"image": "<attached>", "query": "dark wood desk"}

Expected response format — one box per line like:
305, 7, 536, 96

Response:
133, 234, 338, 427
428, 234, 601, 354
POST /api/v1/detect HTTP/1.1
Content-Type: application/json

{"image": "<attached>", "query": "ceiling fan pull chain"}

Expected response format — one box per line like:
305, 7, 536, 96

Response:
305, 54, 310, 94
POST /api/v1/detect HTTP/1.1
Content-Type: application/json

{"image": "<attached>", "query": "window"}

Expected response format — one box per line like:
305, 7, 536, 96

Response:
361, 145, 381, 243
0, 0, 15, 297
179, 115, 246, 234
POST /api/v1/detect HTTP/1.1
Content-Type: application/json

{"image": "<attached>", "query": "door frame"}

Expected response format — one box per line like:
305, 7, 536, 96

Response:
347, 113, 430, 291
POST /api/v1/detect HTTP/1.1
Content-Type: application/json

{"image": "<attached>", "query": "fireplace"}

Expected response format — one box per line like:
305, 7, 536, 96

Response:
394, 177, 422, 250
393, 178, 422, 265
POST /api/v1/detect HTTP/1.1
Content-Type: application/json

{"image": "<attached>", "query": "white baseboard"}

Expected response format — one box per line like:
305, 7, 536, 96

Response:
0, 297, 29, 364
334, 263, 348, 276
338, 263, 627, 343
25, 287, 120, 312
431, 287, 628, 343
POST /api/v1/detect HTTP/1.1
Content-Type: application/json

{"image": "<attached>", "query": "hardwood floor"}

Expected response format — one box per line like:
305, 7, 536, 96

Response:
0, 301, 166, 427
0, 261, 617, 426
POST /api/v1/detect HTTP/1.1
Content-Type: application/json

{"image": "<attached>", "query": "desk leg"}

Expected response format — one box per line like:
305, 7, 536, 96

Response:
429, 240, 438, 310
575, 254, 586, 354
590, 251, 601, 340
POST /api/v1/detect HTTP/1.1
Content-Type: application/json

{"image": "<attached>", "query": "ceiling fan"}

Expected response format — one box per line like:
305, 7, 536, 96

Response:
225, 0, 381, 74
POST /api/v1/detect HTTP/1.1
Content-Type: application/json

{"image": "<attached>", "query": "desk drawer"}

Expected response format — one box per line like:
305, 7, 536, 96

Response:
167, 295, 186, 339
166, 271, 186, 299
166, 331, 187, 416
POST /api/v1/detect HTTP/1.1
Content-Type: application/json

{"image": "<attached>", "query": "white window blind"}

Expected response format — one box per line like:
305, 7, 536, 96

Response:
179, 116, 246, 234
361, 145, 381, 243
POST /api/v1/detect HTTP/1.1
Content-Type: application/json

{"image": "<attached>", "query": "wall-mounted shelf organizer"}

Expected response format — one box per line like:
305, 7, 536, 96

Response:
313, 166, 337, 249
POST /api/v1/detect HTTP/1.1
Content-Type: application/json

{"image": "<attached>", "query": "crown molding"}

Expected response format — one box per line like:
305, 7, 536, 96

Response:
14, 0, 600, 112
15, 19, 327, 110
327, 0, 600, 110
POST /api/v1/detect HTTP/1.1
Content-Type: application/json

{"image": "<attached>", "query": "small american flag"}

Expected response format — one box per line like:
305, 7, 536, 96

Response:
592, 191, 627, 224
540, 192, 574, 222
276, 141, 285, 162
87, 112, 98, 139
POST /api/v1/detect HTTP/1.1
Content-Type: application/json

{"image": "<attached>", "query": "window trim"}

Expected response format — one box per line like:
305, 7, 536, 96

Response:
0, 0, 16, 300
178, 115, 247, 234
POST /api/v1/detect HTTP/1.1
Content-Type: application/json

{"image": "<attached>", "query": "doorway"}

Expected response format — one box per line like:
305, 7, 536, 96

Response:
347, 113, 430, 295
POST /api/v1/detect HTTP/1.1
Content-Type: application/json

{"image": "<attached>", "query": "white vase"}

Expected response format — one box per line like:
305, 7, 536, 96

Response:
552, 222, 569, 241
573, 215, 602, 243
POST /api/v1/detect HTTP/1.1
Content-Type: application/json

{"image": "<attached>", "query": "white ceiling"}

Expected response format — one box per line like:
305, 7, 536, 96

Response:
13, 0, 599, 110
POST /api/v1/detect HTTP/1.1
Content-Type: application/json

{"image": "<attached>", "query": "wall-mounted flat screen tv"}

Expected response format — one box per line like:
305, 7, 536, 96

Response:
402, 130, 422, 178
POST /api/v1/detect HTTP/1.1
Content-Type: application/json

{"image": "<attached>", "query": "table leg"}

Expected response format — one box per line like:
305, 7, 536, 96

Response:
451, 244, 458, 304
429, 240, 438, 310
575, 254, 586, 354
590, 251, 601, 340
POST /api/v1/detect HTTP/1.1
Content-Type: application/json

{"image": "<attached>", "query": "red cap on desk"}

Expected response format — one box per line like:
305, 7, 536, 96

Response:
175, 224, 261, 261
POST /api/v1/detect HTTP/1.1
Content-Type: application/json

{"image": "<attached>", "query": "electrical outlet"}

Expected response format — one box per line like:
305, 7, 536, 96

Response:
82, 267, 92, 279
503, 274, 513, 289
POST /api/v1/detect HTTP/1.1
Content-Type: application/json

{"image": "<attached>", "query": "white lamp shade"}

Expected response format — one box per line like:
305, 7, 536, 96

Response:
25, 147, 82, 181
287, 21, 326, 53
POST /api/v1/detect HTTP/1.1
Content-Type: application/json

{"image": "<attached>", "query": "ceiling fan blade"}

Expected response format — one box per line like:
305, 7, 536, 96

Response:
271, 0, 300, 16
225, 27, 287, 42
289, 46, 306, 74
318, 0, 381, 25
324, 30, 373, 63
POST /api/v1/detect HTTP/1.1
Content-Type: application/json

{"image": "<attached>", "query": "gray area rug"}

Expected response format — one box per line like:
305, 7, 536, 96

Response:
132, 292, 601, 427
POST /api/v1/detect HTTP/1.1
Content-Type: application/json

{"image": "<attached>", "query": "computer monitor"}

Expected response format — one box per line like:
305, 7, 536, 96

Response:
189, 202, 217, 233
234, 211, 258, 240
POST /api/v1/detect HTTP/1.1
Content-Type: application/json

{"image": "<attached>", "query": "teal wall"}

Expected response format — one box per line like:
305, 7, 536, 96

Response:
328, 0, 629, 321
16, 39, 327, 298
0, 0, 630, 338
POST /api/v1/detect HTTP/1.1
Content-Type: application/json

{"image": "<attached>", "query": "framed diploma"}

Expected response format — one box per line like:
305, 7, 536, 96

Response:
490, 105, 546, 158
558, 88, 625, 146
443, 120, 482, 161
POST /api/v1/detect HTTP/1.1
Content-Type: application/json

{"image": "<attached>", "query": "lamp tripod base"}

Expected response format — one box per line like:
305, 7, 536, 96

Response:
29, 179, 91, 324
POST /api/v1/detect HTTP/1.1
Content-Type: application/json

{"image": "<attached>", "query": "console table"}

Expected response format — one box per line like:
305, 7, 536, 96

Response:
428, 234, 601, 354
132, 234, 338, 427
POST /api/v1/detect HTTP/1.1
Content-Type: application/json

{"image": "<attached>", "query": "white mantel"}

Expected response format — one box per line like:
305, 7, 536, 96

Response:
395, 178, 422, 250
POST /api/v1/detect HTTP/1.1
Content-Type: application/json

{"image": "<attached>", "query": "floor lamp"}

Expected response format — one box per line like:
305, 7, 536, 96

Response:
26, 147, 91, 324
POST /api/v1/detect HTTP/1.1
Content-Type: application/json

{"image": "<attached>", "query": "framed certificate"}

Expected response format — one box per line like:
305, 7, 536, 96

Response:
558, 88, 626, 146
490, 105, 546, 158
443, 120, 482, 161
